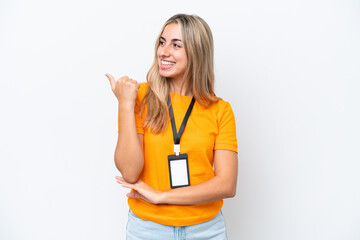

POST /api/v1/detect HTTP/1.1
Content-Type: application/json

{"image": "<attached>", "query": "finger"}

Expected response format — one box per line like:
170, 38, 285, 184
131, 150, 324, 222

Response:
115, 177, 127, 184
117, 179, 135, 189
126, 191, 143, 200
105, 73, 116, 91
123, 78, 138, 86
123, 78, 134, 86
118, 182, 133, 189
115, 177, 140, 191
130, 79, 139, 87
115, 176, 124, 183
115, 176, 128, 182
121, 185, 132, 190
116, 177, 132, 186
118, 76, 129, 84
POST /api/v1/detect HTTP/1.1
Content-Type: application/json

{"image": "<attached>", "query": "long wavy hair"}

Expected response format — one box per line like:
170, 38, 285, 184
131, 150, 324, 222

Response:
139, 14, 218, 134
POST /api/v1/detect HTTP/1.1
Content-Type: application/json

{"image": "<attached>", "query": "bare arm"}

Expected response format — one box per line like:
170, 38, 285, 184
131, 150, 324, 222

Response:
115, 106, 144, 183
106, 73, 144, 183
117, 149, 238, 205
160, 149, 238, 204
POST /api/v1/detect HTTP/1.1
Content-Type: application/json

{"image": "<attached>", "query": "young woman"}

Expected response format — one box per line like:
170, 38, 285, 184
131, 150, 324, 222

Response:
106, 13, 238, 240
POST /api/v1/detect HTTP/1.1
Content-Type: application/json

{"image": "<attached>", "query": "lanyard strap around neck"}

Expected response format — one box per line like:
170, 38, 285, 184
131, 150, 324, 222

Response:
167, 95, 195, 155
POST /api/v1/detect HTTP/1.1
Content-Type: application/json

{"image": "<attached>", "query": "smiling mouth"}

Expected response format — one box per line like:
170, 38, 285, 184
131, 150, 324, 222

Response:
161, 60, 175, 65
160, 60, 176, 69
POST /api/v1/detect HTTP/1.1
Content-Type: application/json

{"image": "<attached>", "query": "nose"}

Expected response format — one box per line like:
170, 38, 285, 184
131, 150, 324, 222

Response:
158, 44, 170, 57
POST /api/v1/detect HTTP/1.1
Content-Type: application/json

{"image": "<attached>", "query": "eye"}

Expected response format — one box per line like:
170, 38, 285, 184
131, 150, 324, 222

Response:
159, 40, 165, 45
174, 43, 181, 48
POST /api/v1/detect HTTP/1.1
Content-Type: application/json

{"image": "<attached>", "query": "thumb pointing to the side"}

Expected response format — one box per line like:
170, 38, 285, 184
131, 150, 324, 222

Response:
105, 73, 116, 91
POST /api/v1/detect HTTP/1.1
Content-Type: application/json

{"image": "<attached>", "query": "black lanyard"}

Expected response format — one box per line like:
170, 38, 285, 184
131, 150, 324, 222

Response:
167, 95, 195, 156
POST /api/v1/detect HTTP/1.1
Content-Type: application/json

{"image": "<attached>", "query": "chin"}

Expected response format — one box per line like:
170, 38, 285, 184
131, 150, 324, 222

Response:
159, 70, 174, 78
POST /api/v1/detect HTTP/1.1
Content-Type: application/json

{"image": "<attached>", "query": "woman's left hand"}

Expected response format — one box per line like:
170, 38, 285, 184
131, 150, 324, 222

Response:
115, 176, 164, 204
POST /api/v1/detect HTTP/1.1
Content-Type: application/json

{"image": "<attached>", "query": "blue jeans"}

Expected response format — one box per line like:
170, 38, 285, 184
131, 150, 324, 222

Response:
126, 209, 228, 240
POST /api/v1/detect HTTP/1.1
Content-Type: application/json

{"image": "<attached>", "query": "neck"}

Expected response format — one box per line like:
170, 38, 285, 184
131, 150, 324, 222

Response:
169, 78, 192, 97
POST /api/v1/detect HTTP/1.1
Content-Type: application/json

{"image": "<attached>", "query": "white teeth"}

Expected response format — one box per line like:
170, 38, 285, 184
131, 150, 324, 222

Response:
162, 60, 175, 65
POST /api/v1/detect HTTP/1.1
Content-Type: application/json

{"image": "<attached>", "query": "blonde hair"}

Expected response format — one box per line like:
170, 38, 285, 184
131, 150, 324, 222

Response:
139, 14, 218, 134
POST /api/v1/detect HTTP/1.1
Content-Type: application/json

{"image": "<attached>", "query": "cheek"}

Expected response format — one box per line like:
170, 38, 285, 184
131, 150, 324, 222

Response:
179, 54, 188, 68
156, 47, 162, 58
183, 57, 188, 66
175, 52, 187, 63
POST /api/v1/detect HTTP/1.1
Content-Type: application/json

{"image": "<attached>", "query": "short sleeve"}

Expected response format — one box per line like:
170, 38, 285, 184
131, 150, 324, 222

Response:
117, 82, 148, 135
214, 101, 238, 153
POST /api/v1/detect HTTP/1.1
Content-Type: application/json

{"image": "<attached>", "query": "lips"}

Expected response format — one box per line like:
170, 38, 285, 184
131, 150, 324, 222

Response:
160, 60, 176, 70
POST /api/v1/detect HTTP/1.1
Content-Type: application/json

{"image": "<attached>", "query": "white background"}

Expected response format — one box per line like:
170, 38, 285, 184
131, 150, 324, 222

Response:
0, 0, 359, 239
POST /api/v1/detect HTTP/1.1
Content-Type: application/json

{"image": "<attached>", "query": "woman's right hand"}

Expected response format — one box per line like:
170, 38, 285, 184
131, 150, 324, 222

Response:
105, 73, 140, 110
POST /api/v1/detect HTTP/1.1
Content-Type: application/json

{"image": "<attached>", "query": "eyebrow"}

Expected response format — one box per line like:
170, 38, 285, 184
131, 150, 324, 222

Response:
160, 36, 182, 42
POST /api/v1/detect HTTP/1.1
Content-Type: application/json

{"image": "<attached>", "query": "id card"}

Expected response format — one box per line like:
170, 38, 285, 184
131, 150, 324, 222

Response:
168, 154, 190, 188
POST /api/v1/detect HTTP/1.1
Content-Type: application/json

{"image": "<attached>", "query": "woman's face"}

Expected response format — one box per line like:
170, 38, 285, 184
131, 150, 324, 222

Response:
157, 23, 188, 82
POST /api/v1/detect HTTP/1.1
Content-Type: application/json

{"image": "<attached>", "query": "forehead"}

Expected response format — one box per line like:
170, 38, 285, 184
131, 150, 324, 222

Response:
161, 23, 182, 40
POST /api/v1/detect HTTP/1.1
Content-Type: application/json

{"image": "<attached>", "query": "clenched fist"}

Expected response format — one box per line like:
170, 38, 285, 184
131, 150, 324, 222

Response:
105, 73, 140, 110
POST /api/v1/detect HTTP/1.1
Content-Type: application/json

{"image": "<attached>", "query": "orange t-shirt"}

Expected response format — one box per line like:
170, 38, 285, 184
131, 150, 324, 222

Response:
118, 82, 238, 226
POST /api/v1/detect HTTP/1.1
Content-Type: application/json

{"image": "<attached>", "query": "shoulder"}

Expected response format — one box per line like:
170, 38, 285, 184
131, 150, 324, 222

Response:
215, 98, 232, 108
207, 97, 234, 115
196, 96, 235, 123
215, 98, 235, 120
